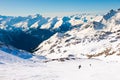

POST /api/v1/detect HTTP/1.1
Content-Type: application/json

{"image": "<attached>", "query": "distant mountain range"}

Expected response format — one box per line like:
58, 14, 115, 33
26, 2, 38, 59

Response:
0, 8, 120, 60
0, 13, 99, 52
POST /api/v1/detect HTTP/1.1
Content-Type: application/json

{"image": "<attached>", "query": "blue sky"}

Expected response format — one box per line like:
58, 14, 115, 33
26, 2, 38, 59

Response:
0, 0, 120, 17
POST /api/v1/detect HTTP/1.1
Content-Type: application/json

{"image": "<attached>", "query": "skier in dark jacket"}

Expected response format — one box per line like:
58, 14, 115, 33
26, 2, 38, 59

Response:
78, 65, 81, 69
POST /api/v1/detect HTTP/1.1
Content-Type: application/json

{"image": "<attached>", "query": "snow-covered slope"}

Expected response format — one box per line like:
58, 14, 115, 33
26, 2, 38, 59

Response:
0, 42, 33, 59
0, 50, 28, 64
0, 42, 47, 64
0, 42, 32, 64
35, 9, 120, 60
1, 58, 120, 80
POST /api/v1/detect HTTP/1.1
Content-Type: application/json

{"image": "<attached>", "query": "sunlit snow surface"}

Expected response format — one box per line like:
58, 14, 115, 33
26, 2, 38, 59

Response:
0, 59, 120, 80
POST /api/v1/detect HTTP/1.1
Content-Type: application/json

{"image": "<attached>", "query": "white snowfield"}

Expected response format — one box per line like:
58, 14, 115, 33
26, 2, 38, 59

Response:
1, 9, 120, 80
0, 57, 120, 80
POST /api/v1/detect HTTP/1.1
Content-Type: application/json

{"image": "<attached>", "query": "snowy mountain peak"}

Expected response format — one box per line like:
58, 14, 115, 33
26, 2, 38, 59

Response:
103, 9, 117, 20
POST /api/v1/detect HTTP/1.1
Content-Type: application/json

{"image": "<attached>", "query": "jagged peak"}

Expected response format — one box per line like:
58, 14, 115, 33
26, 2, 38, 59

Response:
103, 9, 117, 20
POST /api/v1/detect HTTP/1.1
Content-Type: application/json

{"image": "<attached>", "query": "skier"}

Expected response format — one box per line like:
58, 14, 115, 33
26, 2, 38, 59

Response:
78, 65, 81, 69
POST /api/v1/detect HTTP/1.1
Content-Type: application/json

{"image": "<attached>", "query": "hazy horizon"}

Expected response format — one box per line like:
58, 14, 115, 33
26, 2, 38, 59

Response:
0, 0, 120, 17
